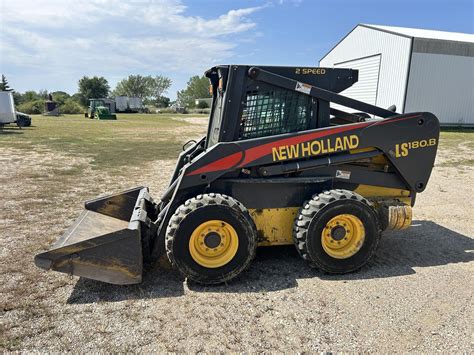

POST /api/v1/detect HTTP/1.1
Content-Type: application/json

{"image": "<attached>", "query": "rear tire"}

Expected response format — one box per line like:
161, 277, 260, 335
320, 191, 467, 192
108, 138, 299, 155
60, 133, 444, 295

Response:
294, 189, 381, 273
166, 193, 257, 284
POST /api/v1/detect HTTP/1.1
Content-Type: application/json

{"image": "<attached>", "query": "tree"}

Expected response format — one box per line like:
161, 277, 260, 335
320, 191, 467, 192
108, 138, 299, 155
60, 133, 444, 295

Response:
22, 90, 40, 102
50, 91, 70, 105
112, 75, 172, 103
0, 75, 12, 91
112, 75, 153, 100
152, 76, 172, 102
176, 75, 211, 108
38, 89, 49, 99
12, 92, 23, 105
70, 93, 85, 104
156, 96, 170, 108
78, 76, 110, 106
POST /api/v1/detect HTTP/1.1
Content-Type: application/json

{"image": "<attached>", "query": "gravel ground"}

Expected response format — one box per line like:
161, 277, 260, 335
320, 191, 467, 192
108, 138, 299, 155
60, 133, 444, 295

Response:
1, 121, 473, 352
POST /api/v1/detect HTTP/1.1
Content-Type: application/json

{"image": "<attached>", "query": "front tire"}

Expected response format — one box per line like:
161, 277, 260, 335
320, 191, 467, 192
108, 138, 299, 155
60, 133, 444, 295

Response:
165, 193, 257, 284
294, 189, 381, 273
16, 116, 31, 128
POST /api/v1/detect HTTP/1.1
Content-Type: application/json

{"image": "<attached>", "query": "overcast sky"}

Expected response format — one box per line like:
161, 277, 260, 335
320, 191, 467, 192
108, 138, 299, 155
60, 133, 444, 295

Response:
1, 0, 473, 99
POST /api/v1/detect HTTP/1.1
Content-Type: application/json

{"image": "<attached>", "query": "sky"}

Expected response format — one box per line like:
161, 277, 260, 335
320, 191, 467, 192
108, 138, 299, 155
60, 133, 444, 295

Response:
1, 0, 473, 99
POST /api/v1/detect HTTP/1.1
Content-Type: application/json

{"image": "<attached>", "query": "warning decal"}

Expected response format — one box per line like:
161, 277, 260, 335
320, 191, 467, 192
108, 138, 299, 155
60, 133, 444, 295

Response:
295, 82, 311, 95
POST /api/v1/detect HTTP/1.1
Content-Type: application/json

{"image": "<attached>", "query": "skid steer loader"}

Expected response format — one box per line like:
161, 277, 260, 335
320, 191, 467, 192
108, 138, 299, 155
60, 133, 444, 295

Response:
35, 65, 440, 285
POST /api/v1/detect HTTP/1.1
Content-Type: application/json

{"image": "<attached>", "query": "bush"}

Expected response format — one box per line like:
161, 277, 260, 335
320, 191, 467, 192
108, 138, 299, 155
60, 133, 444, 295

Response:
197, 101, 209, 109
60, 99, 85, 114
17, 100, 44, 114
158, 107, 188, 114
188, 108, 211, 114
12, 92, 23, 105
50, 91, 70, 105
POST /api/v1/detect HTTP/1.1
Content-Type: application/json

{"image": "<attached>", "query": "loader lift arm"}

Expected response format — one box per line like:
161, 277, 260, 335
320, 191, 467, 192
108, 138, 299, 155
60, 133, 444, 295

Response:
247, 66, 396, 121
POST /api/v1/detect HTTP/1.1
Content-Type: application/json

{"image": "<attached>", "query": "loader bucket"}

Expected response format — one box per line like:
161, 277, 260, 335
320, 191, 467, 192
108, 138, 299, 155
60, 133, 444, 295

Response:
34, 187, 157, 285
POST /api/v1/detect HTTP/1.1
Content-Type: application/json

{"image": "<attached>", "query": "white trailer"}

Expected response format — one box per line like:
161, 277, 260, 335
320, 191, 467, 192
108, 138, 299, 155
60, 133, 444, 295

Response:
127, 97, 143, 112
114, 96, 143, 113
0, 92, 32, 127
114, 96, 128, 112
0, 91, 16, 125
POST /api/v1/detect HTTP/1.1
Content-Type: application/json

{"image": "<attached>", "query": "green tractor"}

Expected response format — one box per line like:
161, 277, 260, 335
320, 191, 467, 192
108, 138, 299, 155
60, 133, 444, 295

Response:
85, 99, 117, 120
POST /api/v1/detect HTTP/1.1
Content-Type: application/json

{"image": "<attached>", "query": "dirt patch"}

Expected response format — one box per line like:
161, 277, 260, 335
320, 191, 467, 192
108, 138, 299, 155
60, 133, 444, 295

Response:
173, 116, 209, 126
1, 125, 473, 352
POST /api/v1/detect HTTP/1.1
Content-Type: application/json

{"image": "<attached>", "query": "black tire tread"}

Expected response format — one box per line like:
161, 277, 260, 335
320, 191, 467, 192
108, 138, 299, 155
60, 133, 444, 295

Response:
165, 193, 256, 284
293, 189, 380, 272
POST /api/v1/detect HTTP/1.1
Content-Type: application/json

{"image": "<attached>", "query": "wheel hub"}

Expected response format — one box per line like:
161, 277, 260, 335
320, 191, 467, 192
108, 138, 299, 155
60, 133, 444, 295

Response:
321, 214, 365, 259
204, 232, 222, 249
189, 220, 239, 268
331, 225, 346, 241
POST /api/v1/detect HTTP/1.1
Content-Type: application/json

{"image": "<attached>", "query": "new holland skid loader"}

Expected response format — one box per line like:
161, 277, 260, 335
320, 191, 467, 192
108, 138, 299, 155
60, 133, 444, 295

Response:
35, 65, 440, 285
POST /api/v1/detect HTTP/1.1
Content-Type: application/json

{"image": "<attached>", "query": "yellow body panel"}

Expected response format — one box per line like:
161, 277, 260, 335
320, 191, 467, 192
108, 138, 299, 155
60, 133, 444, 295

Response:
249, 208, 299, 246
354, 185, 412, 205
249, 185, 412, 247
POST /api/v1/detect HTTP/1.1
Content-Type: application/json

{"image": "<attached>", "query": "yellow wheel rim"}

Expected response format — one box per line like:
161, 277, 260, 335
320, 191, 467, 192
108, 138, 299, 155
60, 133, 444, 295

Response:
189, 220, 239, 268
321, 214, 365, 259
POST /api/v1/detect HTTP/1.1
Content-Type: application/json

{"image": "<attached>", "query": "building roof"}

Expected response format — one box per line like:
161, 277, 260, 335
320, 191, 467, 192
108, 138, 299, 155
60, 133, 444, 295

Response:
362, 24, 474, 43
320, 23, 474, 64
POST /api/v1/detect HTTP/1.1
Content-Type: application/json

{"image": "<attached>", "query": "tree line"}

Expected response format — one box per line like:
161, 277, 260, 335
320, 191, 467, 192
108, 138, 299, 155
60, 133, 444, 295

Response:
0, 73, 212, 114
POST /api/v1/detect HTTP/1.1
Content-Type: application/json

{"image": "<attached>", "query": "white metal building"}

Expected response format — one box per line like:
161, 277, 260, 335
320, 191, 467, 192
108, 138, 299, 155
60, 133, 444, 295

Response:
319, 24, 474, 126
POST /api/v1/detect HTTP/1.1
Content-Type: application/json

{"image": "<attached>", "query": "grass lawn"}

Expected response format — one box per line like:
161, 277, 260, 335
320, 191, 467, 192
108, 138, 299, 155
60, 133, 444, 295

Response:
0, 113, 208, 171
437, 129, 474, 167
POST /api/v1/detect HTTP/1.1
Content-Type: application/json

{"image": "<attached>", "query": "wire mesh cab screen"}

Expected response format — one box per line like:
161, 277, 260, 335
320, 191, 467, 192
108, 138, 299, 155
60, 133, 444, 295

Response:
239, 86, 313, 140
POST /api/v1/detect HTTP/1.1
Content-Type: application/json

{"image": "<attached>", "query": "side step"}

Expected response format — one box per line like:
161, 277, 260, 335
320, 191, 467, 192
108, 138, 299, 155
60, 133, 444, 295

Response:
34, 187, 157, 285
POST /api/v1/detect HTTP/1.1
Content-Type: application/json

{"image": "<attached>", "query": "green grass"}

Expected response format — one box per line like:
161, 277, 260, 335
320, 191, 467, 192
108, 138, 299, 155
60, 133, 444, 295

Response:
439, 130, 474, 149
0, 113, 208, 170
437, 130, 474, 167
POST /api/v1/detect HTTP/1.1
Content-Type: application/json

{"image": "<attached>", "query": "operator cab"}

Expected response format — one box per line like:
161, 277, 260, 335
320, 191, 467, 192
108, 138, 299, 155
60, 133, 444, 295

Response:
205, 65, 360, 148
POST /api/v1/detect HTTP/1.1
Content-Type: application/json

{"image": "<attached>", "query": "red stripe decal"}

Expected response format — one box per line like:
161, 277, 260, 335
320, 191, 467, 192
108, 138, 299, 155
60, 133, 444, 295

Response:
186, 115, 419, 176
187, 151, 243, 176
237, 122, 371, 167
